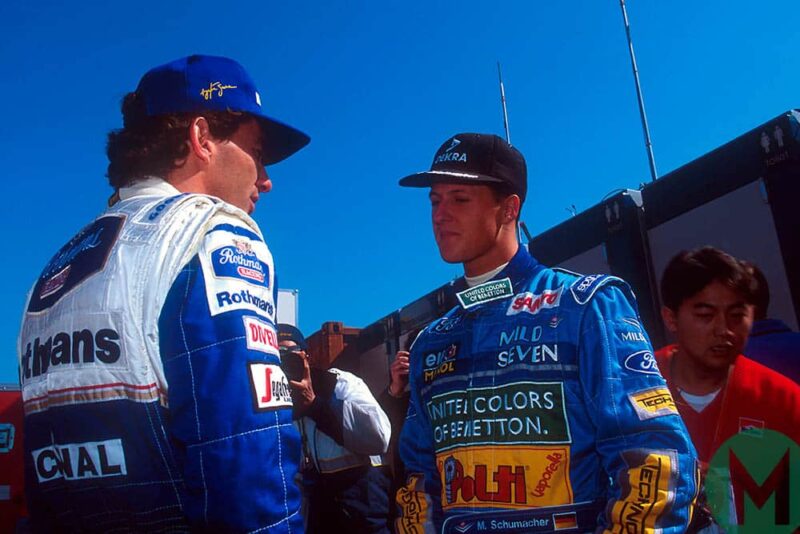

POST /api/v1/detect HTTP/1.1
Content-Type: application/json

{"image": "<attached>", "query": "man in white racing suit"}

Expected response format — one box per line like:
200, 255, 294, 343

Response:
18, 55, 309, 532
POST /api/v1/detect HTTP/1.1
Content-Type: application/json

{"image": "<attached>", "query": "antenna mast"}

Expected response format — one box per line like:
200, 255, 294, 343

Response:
619, 0, 658, 182
497, 62, 512, 144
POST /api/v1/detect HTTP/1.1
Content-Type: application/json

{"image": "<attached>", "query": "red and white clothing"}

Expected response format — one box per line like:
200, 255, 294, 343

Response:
655, 345, 800, 466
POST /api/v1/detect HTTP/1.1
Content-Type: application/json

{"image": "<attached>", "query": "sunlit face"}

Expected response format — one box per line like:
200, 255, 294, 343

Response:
429, 183, 506, 274
208, 119, 271, 214
662, 281, 754, 373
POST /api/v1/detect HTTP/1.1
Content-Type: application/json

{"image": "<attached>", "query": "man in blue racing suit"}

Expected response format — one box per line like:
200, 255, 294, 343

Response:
18, 55, 309, 532
396, 133, 699, 533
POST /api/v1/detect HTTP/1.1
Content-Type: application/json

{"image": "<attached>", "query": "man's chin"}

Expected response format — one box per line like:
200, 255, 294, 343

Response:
436, 248, 464, 264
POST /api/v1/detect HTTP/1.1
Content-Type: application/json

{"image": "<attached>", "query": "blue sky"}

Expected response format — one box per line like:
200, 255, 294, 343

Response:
2, 0, 799, 382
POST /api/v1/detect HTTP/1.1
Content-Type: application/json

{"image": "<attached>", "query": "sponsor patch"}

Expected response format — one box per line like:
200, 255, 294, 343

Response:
427, 382, 571, 451
436, 445, 572, 510
21, 327, 123, 383
0, 424, 14, 453
243, 316, 279, 356
569, 274, 622, 305
396, 474, 432, 534
620, 331, 647, 343
623, 350, 660, 375
201, 227, 275, 318
611, 450, 675, 531
506, 287, 563, 316
423, 343, 459, 383
211, 241, 269, 287
248, 363, 292, 411
497, 343, 558, 368
140, 194, 186, 223
29, 215, 124, 313
738, 417, 765, 437
32, 439, 127, 483
629, 387, 678, 421
431, 315, 464, 334
456, 278, 513, 309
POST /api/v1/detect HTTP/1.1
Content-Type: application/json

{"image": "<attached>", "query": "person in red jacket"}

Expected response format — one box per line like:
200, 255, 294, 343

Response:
656, 247, 800, 469
656, 247, 800, 530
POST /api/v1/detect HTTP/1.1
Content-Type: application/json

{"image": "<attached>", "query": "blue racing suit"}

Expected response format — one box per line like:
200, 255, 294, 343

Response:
397, 247, 699, 533
18, 178, 302, 533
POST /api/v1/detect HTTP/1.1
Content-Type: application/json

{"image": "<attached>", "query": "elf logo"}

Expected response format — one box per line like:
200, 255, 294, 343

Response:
32, 439, 127, 483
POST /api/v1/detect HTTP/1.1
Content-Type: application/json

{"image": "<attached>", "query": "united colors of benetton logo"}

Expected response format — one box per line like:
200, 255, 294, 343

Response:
456, 278, 513, 309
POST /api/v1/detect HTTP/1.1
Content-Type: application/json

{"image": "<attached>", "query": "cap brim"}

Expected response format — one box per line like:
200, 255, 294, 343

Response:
398, 170, 505, 187
255, 115, 311, 165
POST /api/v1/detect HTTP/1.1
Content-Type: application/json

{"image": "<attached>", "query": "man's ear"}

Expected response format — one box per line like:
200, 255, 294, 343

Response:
501, 194, 521, 224
187, 116, 213, 164
661, 305, 678, 334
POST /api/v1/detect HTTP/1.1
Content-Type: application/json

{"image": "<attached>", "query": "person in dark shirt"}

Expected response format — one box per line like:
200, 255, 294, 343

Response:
743, 262, 800, 383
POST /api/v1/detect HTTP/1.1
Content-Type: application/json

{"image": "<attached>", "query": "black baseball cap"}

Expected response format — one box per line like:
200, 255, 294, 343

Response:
277, 323, 308, 351
135, 55, 310, 165
399, 133, 527, 202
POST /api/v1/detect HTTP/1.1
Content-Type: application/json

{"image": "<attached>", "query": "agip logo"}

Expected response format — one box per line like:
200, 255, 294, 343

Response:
706, 429, 800, 533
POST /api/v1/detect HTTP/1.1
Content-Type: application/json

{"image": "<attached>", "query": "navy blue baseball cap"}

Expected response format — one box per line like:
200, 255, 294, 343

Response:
135, 54, 310, 165
399, 133, 527, 202
277, 324, 308, 351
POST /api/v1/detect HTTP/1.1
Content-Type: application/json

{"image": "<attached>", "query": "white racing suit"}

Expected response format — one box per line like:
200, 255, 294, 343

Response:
18, 178, 302, 533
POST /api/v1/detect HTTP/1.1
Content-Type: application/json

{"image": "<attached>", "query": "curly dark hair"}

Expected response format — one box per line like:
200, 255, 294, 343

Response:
660, 246, 756, 311
105, 91, 251, 188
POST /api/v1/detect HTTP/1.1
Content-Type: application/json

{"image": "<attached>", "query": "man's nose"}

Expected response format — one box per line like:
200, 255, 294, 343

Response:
432, 201, 451, 224
258, 167, 272, 193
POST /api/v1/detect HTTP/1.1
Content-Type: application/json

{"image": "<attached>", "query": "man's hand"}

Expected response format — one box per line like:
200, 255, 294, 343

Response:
289, 352, 315, 414
389, 350, 410, 397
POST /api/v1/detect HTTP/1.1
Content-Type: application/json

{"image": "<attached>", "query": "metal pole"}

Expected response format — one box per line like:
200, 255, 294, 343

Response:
619, 0, 658, 182
497, 62, 512, 144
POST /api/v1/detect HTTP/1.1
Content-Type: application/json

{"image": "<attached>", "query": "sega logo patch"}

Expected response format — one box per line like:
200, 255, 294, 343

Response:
628, 387, 678, 421
623, 350, 660, 375
507, 287, 563, 316
243, 316, 279, 356
248, 363, 293, 412
211, 240, 269, 287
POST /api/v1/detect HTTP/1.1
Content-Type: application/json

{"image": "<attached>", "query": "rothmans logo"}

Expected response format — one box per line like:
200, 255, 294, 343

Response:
435, 137, 467, 164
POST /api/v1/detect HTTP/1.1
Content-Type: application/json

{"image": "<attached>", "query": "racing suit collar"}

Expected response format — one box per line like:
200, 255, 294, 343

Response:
119, 176, 181, 201
497, 245, 541, 288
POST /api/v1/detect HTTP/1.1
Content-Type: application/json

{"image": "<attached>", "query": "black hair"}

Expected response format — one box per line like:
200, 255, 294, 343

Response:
743, 262, 770, 320
660, 246, 756, 311
105, 91, 250, 188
